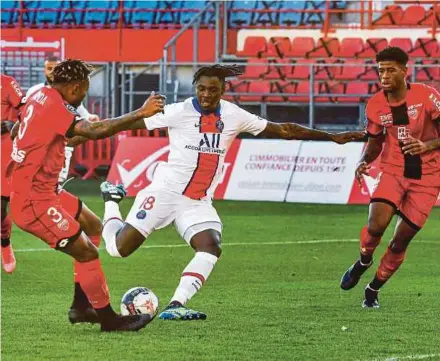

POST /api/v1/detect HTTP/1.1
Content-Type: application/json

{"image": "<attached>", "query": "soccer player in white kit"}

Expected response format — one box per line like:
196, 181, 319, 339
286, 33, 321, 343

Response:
100, 65, 365, 320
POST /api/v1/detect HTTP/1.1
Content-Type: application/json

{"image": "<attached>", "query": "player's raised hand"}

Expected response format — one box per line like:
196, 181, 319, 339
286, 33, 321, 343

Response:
139, 91, 166, 118
332, 131, 367, 144
401, 136, 430, 155
355, 161, 371, 185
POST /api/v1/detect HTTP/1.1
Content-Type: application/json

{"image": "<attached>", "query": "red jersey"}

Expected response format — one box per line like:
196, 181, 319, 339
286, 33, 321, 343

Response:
1, 74, 25, 122
10, 86, 81, 200
365, 83, 440, 185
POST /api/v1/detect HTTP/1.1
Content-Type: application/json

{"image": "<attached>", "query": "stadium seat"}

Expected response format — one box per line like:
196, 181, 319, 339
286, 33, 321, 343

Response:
314, 59, 340, 80
239, 81, 271, 102
240, 58, 269, 79
409, 38, 439, 58
262, 37, 291, 58
302, 0, 326, 25
1, 1, 19, 27
229, 1, 257, 28
266, 81, 296, 102
389, 38, 413, 53
357, 38, 388, 59
334, 38, 364, 58
307, 38, 339, 58
265, 59, 293, 80
400, 5, 426, 25
359, 62, 379, 81
288, 59, 315, 80
289, 81, 321, 103
372, 5, 404, 25
415, 60, 440, 81
236, 36, 267, 57
223, 79, 249, 102
253, 0, 282, 26
279, 1, 302, 26
180, 1, 206, 25
34, 1, 66, 27
124, 0, 156, 27
155, 0, 184, 27
420, 5, 440, 26
287, 37, 315, 58
83, 1, 119, 28
334, 60, 365, 80
338, 82, 369, 103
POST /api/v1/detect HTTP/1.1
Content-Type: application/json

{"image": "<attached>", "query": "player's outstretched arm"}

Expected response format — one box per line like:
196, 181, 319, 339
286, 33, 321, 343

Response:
259, 121, 366, 144
70, 92, 165, 140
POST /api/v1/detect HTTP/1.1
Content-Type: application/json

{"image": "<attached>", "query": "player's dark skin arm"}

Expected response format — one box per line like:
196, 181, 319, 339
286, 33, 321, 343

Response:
66, 136, 88, 146
70, 93, 164, 140
355, 134, 385, 182
401, 136, 440, 155
260, 121, 366, 144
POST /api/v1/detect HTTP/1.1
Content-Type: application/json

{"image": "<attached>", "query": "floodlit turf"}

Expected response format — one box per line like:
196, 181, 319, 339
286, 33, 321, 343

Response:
2, 182, 440, 361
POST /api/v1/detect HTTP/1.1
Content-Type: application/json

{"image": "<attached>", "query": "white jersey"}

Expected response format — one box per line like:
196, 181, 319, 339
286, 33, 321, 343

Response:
143, 97, 267, 201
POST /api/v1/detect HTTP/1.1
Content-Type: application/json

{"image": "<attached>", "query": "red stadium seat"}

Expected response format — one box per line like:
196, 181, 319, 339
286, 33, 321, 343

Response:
373, 5, 404, 25
265, 59, 293, 80
266, 81, 297, 102
420, 5, 440, 25
223, 80, 249, 101
415, 60, 440, 81
239, 81, 271, 102
338, 82, 369, 103
308, 38, 340, 58
236, 36, 267, 57
287, 37, 315, 58
400, 5, 426, 25
288, 59, 315, 80
334, 38, 364, 58
74, 138, 114, 180
334, 60, 366, 80
239, 58, 269, 79
389, 38, 413, 53
289, 82, 323, 103
357, 38, 388, 58
359, 62, 379, 81
314, 59, 340, 80
409, 38, 439, 57
262, 37, 292, 58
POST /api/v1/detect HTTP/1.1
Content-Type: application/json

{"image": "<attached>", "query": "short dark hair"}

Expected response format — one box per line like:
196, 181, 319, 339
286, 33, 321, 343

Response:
376, 46, 409, 66
52, 59, 94, 84
193, 64, 243, 85
45, 54, 61, 63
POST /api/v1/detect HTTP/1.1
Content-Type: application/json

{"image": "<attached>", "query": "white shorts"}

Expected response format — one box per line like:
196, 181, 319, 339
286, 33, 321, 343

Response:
126, 185, 222, 244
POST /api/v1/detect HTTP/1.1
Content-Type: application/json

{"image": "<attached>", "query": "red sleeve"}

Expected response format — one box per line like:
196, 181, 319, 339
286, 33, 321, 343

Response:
6, 76, 25, 108
365, 100, 384, 137
51, 101, 83, 136
425, 85, 440, 121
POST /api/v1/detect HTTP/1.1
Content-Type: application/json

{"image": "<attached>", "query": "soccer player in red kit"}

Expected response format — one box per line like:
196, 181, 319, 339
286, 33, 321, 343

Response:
1, 73, 26, 273
8, 59, 165, 331
340, 47, 440, 308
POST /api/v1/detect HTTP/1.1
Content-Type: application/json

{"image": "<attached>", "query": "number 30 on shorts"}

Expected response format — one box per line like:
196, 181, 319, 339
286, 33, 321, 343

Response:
140, 196, 156, 210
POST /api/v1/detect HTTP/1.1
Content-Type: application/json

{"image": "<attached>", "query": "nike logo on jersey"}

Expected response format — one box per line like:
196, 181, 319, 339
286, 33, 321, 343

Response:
117, 145, 170, 188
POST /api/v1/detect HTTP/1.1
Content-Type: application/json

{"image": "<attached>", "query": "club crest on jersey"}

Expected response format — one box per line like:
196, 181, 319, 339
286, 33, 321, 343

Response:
136, 210, 147, 219
407, 108, 418, 120
199, 113, 223, 134
57, 219, 70, 232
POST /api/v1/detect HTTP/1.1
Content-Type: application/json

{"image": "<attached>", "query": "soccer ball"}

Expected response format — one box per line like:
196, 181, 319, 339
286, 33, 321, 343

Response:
120, 287, 159, 317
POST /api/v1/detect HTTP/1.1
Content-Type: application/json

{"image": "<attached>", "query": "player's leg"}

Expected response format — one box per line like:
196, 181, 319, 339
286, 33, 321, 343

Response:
100, 181, 175, 258
340, 173, 403, 290
159, 203, 222, 321
362, 184, 439, 308
1, 135, 15, 273
59, 190, 103, 323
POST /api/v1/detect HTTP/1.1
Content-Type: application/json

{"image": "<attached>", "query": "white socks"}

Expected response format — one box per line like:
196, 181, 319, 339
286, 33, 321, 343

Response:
102, 201, 123, 257
170, 252, 218, 305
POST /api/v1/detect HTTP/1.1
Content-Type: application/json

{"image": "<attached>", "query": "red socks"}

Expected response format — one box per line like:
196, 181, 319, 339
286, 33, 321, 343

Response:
74, 235, 101, 283
376, 246, 406, 283
360, 225, 381, 263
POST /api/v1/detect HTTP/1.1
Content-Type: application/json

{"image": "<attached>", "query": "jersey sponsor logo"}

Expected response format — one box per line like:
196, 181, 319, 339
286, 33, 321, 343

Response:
11, 140, 26, 163
397, 126, 410, 140
10, 80, 23, 98
379, 113, 393, 127
429, 93, 440, 112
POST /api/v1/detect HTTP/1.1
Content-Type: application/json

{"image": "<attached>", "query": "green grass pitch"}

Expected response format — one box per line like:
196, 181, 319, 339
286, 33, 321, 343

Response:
2, 182, 440, 361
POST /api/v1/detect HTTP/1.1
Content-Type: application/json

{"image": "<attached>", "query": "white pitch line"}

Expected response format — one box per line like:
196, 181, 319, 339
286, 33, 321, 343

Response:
359, 353, 440, 361
13, 239, 439, 253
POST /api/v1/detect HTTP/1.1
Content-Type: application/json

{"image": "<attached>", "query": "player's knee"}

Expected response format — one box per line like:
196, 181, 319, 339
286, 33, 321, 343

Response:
367, 222, 386, 238
80, 211, 102, 237
192, 230, 222, 258
76, 244, 99, 262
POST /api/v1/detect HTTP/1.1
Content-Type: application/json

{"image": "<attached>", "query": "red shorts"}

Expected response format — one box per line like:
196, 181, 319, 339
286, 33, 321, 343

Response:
1, 134, 13, 198
10, 190, 82, 249
371, 172, 440, 229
